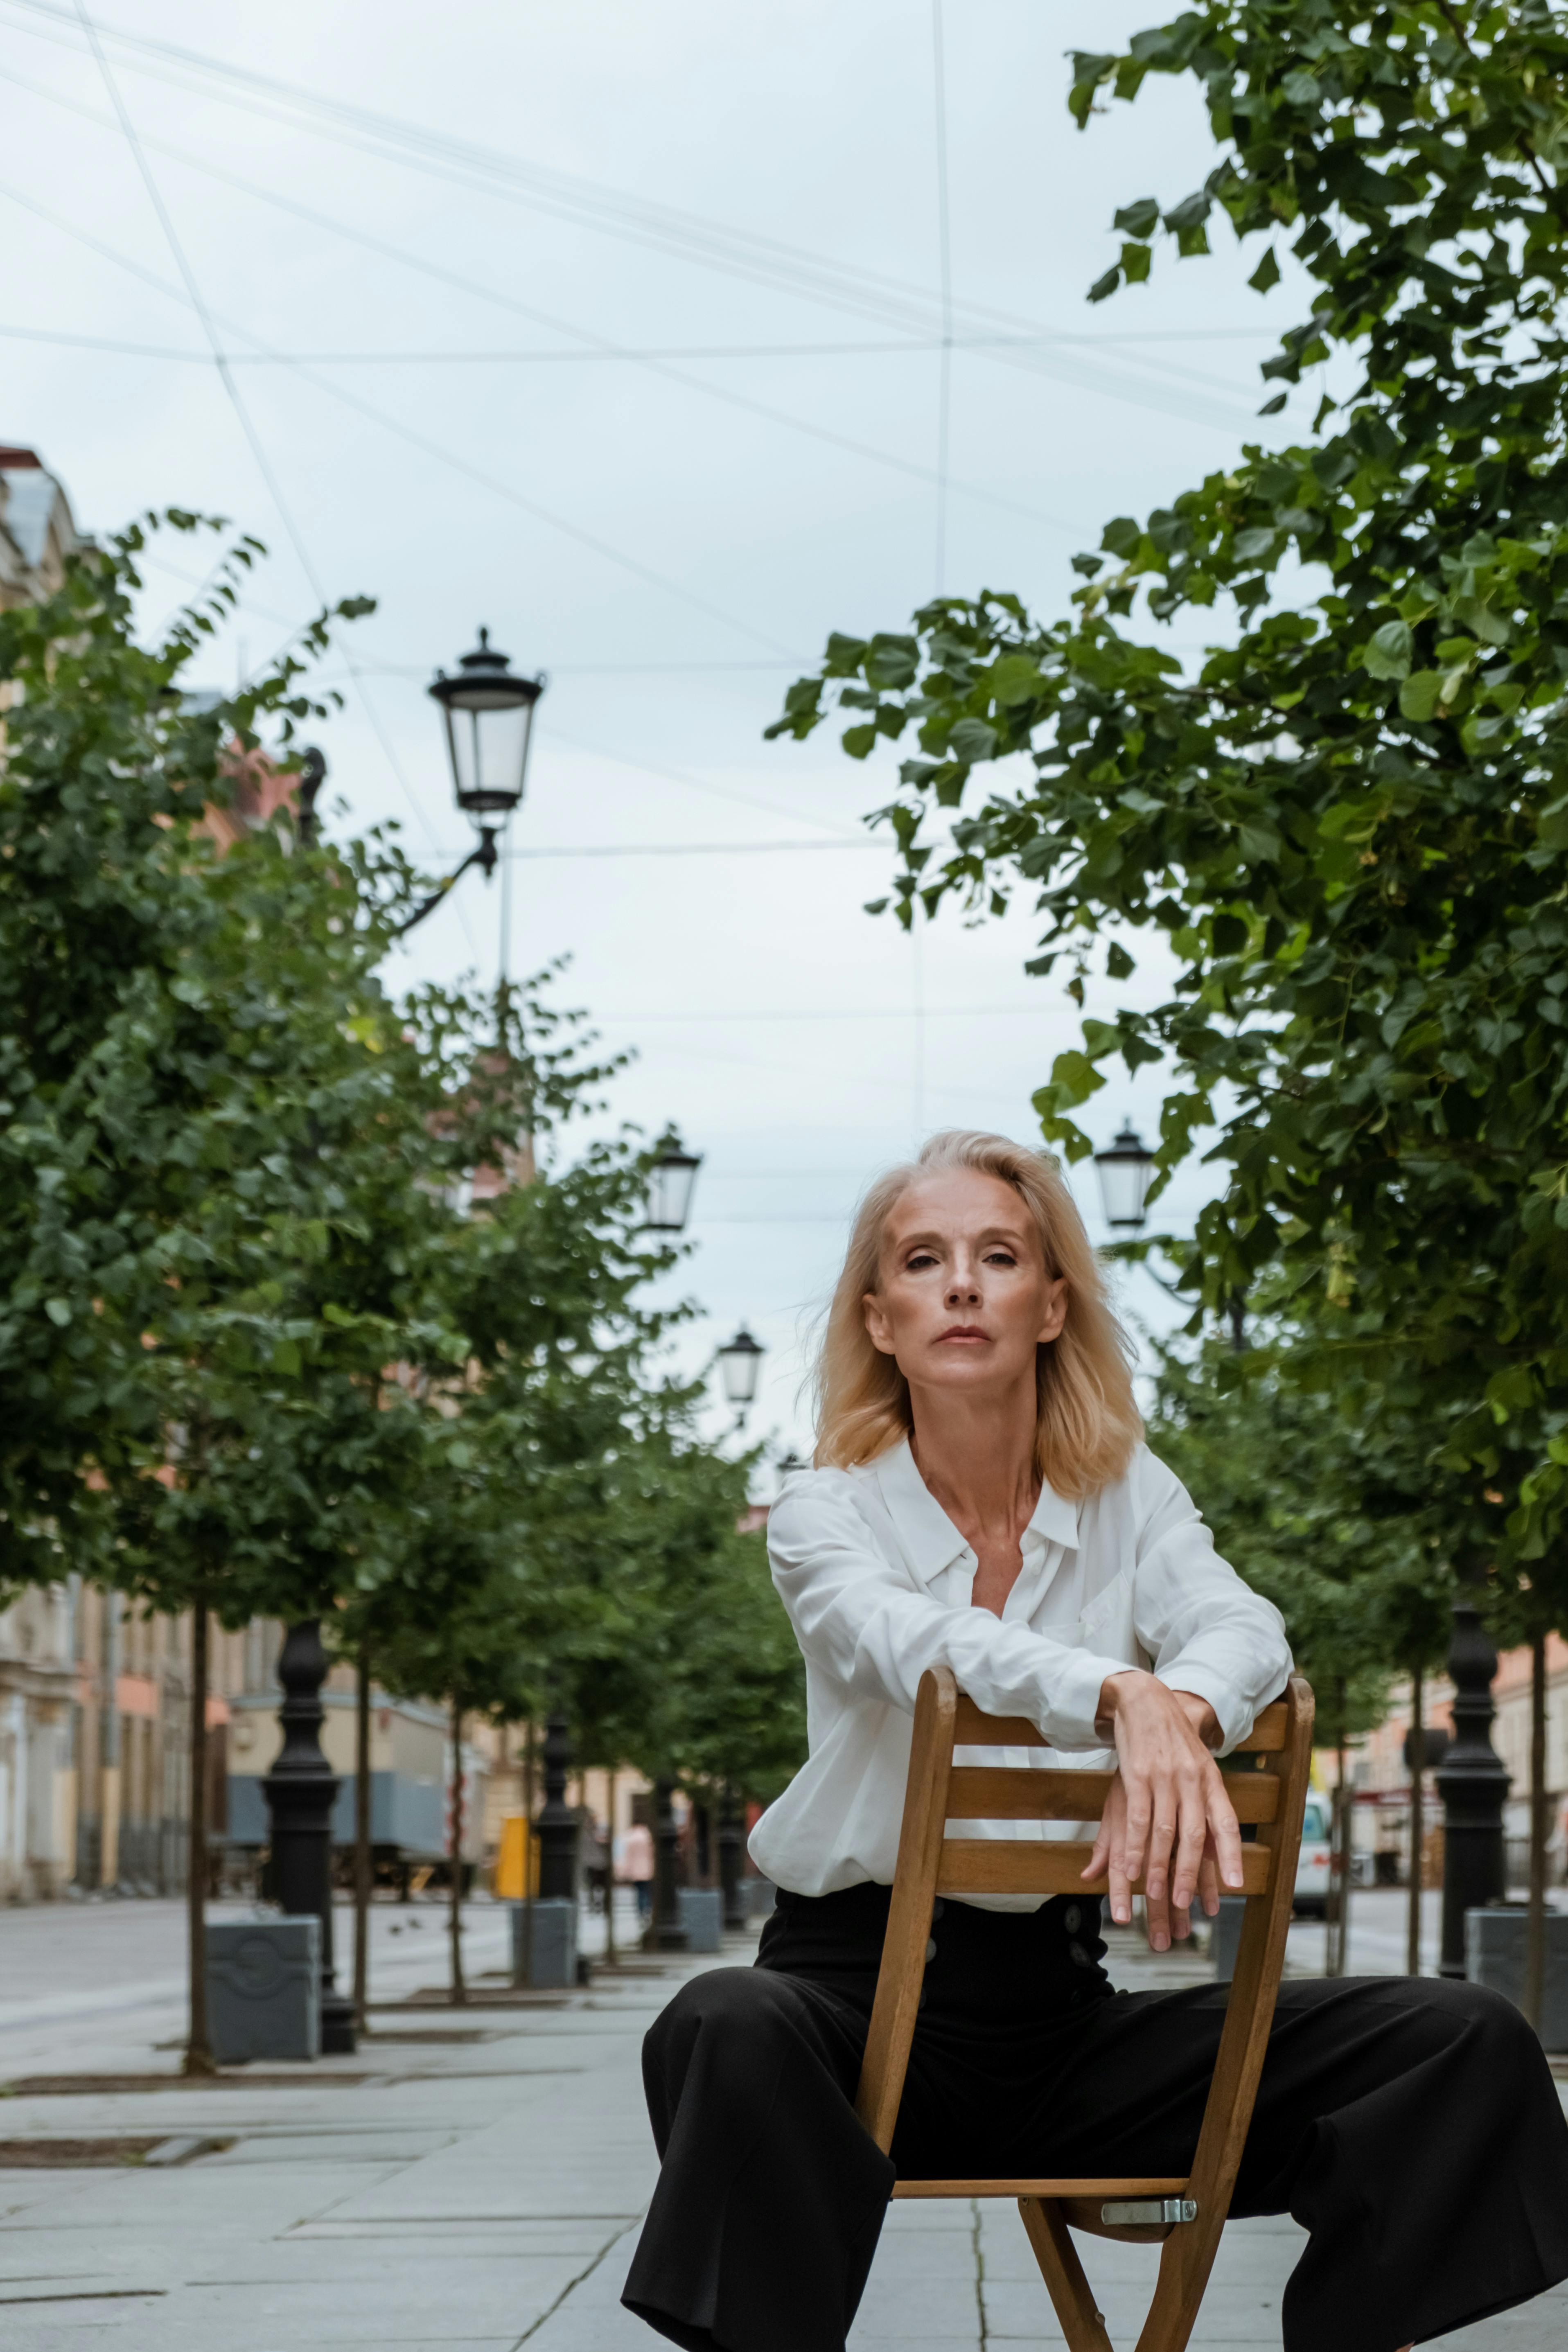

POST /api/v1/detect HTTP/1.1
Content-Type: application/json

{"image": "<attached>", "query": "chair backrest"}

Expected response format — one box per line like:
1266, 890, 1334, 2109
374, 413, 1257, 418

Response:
856, 1667, 1314, 2168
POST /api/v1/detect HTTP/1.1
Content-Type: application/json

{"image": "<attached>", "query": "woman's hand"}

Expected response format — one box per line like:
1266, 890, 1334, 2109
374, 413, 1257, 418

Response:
1083, 1671, 1244, 1951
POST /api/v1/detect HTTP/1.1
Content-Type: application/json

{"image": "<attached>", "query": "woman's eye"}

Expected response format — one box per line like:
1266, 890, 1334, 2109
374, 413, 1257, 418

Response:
905, 1250, 939, 1270
984, 1250, 1017, 1267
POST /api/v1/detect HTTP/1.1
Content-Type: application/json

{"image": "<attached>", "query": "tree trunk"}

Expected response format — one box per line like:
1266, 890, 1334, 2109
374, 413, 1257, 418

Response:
184, 1601, 214, 2075
1524, 1626, 1548, 2031
1327, 1685, 1350, 1978
1406, 1662, 1424, 1978
449, 1697, 467, 2005
604, 1767, 617, 1967
519, 1716, 536, 1987
353, 1642, 372, 2022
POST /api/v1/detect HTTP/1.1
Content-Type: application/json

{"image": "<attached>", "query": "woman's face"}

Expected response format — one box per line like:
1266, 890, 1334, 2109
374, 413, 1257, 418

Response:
862, 1167, 1068, 1401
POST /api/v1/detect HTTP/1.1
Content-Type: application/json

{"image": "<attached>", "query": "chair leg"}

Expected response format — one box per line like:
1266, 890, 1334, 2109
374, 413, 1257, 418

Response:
1018, 2198, 1115, 2352
1131, 2216, 1222, 2352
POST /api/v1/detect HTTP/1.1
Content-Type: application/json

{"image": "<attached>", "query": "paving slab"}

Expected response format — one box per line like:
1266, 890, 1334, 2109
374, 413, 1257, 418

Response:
0, 1899, 1564, 2350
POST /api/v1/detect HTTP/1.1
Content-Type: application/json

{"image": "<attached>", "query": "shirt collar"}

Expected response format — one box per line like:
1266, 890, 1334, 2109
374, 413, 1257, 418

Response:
873, 1436, 1080, 1585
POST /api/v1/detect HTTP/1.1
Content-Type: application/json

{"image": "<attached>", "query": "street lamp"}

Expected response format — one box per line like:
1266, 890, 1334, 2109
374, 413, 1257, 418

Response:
717, 1326, 766, 1425
1092, 1124, 1156, 1231
643, 1136, 702, 1234
394, 629, 545, 937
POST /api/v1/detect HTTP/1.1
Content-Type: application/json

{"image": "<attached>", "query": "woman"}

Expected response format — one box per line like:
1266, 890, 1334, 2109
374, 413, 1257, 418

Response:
623, 1131, 1568, 2352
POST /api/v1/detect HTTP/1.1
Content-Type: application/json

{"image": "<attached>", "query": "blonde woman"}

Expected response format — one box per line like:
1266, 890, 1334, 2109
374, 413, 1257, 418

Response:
624, 1133, 1568, 2352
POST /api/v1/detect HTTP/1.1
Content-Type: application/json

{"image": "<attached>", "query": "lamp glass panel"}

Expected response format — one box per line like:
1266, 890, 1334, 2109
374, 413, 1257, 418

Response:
1095, 1145, 1154, 1229
446, 700, 534, 812
718, 1337, 763, 1407
645, 1153, 699, 1233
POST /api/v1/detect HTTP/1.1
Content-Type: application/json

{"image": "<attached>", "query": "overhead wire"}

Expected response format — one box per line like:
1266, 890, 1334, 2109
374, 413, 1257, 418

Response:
0, 2, 1290, 430
51, 16, 476, 948
0, 58, 1091, 531
930, 0, 953, 596
0, 167, 803, 662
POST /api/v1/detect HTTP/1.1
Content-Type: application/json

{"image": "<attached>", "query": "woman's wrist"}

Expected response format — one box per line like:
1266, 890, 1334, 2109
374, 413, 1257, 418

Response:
1093, 1671, 1221, 1750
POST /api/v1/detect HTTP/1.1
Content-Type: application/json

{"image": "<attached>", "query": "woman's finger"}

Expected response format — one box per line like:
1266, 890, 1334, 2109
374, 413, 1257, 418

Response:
1207, 1779, 1245, 1892
1196, 1846, 1221, 1919
1121, 1773, 1153, 1890
1171, 1772, 1209, 1914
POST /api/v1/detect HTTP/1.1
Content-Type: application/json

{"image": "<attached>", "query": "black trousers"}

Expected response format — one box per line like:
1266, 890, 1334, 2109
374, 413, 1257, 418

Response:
623, 1883, 1568, 2352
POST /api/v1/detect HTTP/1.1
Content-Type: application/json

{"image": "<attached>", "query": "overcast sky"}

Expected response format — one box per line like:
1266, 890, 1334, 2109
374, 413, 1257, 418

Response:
1, 0, 1314, 1465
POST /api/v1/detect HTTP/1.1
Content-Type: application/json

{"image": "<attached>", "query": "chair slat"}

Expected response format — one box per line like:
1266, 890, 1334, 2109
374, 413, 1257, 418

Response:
945, 1766, 1279, 1825
935, 1839, 1272, 1898
953, 1696, 1050, 1746
1232, 1698, 1286, 1752
893, 2175, 1187, 2200
952, 1691, 1289, 1754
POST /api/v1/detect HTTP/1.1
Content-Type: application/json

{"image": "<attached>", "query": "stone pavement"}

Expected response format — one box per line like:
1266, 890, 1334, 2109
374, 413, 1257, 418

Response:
0, 1897, 1563, 2351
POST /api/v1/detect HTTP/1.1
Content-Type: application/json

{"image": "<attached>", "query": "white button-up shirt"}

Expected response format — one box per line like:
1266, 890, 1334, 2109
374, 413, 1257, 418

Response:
748, 1436, 1291, 1905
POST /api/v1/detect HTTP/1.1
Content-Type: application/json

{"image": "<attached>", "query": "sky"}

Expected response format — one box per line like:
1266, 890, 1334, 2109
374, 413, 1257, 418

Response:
0, 0, 1316, 1467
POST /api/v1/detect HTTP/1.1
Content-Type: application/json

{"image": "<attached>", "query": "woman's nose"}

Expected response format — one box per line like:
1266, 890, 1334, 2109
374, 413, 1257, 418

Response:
946, 1272, 979, 1303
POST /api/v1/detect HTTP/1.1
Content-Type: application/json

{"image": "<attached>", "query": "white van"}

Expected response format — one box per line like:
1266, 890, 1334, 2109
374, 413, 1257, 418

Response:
1293, 1795, 1334, 1916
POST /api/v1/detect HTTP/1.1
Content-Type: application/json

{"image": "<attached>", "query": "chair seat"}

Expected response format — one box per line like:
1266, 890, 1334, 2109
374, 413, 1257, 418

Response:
892, 2176, 1186, 2200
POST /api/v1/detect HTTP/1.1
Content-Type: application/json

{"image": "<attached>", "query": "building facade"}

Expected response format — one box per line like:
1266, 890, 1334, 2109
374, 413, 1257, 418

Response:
0, 446, 84, 608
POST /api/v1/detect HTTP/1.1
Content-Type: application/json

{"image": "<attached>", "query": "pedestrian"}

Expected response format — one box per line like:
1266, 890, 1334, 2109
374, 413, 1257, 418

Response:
620, 1818, 654, 1923
624, 1129, 1568, 2352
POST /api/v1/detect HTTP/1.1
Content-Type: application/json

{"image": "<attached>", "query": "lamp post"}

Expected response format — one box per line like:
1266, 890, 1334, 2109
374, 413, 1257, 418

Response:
393, 629, 545, 938
1435, 1580, 1510, 1977
262, 1622, 358, 2054
1092, 1123, 1246, 1353
717, 1326, 765, 1430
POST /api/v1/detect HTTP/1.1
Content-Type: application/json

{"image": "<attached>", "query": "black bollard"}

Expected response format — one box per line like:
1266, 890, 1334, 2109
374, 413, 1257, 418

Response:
263, 1622, 357, 2052
717, 1784, 745, 1931
645, 1775, 690, 1952
535, 1709, 577, 1902
1434, 1588, 1510, 1979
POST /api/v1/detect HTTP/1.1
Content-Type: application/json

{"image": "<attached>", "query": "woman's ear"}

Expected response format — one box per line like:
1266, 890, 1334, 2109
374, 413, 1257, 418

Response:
862, 1291, 898, 1357
1037, 1276, 1069, 1346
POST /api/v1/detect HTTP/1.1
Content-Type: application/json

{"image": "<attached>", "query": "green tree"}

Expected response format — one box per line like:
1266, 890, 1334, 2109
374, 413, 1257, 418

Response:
769, 1, 1568, 1560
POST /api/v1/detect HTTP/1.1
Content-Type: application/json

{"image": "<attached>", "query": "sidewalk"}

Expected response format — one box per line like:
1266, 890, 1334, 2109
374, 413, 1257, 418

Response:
0, 1902, 1562, 2350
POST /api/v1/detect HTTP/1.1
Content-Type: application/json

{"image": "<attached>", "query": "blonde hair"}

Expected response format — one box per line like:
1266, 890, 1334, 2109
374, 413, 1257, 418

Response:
813, 1129, 1141, 1499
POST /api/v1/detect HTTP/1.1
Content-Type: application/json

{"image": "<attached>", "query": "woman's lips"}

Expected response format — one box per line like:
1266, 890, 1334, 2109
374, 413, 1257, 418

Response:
936, 1326, 988, 1342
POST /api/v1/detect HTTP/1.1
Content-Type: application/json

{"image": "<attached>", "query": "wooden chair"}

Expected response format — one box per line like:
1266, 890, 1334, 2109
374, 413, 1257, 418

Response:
855, 1666, 1314, 2352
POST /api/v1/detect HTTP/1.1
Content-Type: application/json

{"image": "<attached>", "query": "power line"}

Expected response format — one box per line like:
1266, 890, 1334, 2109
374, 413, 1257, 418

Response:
54, 14, 473, 934
0, 319, 1283, 365
0, 5, 1288, 433
931, 0, 953, 596
426, 836, 884, 861
0, 61, 1085, 538
0, 170, 803, 662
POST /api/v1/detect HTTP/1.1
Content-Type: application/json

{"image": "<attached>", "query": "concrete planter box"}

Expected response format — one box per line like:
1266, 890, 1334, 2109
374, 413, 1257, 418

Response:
678, 1888, 723, 1952
207, 1917, 320, 2063
510, 1897, 578, 1989
1465, 1906, 1568, 2050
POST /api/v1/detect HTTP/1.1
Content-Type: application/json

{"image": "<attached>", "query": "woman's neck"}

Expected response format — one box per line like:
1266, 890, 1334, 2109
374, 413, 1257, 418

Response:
907, 1378, 1040, 1546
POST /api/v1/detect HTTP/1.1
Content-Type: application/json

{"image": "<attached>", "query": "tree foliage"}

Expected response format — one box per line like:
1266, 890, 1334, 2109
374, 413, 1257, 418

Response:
770, 1, 1568, 1551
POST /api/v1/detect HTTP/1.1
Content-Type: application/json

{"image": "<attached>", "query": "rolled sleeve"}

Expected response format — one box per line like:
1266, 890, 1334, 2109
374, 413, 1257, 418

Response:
1132, 1454, 1292, 1754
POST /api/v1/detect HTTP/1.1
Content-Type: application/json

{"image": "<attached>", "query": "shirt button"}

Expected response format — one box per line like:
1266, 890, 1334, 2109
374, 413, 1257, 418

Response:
1063, 1904, 1082, 1934
931, 1899, 945, 1921
1069, 1941, 1092, 1969
925, 1938, 937, 1963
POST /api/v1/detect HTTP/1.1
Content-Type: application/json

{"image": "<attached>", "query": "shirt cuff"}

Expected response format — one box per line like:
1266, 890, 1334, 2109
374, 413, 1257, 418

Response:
1042, 1649, 1134, 1749
1157, 1666, 1254, 1757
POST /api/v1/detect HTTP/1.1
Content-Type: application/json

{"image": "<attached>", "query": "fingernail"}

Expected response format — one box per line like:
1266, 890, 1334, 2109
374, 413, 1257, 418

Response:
1153, 1933, 1169, 1952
